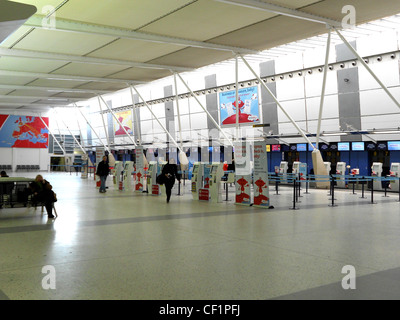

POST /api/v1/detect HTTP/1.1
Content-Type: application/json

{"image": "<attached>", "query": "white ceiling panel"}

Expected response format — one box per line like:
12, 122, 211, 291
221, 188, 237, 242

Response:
140, 0, 276, 41
55, 0, 195, 30
0, 56, 65, 73
50, 62, 130, 78
87, 38, 187, 63
0, 75, 37, 85
12, 28, 116, 55
107, 68, 173, 82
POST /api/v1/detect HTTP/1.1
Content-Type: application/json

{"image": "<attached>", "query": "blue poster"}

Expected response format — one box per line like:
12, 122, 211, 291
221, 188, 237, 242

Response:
219, 86, 259, 126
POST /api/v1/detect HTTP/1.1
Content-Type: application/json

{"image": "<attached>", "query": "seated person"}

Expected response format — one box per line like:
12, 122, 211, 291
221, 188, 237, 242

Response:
29, 175, 57, 219
1, 171, 9, 177
0, 171, 13, 205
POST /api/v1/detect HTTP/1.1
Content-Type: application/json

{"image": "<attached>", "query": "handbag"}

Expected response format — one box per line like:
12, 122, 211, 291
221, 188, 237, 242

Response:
156, 174, 165, 185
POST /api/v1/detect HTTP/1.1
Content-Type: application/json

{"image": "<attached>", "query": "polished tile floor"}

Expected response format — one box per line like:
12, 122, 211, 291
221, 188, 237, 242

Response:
1, 171, 400, 300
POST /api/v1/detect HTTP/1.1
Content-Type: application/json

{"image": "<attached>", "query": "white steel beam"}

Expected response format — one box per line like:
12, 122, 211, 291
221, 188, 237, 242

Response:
0, 94, 81, 102
316, 29, 331, 146
38, 115, 65, 154
97, 96, 111, 149
0, 102, 59, 108
173, 73, 183, 149
74, 103, 110, 151
0, 84, 112, 94
26, 16, 258, 55
334, 27, 400, 111
176, 73, 234, 147
0, 48, 193, 73
0, 69, 145, 85
235, 55, 239, 140
214, 0, 342, 28
131, 85, 183, 153
240, 54, 316, 150
129, 86, 142, 146
53, 108, 86, 154
98, 95, 137, 147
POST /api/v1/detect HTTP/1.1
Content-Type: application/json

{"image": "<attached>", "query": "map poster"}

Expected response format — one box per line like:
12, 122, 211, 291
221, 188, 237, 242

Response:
0, 115, 49, 148
219, 86, 259, 126
113, 110, 133, 136
253, 141, 270, 208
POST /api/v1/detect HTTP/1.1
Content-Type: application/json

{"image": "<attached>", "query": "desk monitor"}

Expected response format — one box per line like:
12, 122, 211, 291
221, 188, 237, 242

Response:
271, 144, 281, 152
388, 141, 400, 151
297, 143, 307, 152
338, 142, 350, 151
351, 142, 365, 151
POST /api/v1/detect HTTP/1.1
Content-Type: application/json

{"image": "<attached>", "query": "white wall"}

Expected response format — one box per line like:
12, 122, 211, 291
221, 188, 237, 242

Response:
0, 147, 50, 172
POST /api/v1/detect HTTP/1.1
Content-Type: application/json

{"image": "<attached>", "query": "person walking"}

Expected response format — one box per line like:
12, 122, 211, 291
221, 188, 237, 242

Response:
96, 155, 110, 193
161, 158, 180, 203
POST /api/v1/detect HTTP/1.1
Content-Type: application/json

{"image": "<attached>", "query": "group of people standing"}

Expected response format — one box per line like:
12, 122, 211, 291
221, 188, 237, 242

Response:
96, 155, 181, 203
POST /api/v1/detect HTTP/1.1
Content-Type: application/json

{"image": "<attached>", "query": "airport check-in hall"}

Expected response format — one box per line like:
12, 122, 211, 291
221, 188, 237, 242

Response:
1, 0, 400, 302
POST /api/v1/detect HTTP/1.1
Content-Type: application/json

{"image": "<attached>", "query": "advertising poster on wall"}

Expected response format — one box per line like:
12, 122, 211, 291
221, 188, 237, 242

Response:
203, 164, 212, 189
253, 141, 270, 208
0, 114, 49, 148
219, 86, 260, 126
113, 110, 133, 136
135, 146, 144, 192
234, 141, 252, 206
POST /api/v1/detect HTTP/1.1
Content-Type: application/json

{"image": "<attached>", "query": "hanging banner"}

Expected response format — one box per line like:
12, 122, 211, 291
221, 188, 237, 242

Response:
253, 141, 270, 208
234, 141, 252, 206
219, 86, 259, 126
0, 115, 49, 148
135, 146, 144, 192
113, 110, 133, 136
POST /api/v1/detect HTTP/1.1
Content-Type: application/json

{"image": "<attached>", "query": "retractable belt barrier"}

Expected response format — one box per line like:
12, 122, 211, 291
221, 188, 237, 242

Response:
268, 173, 400, 209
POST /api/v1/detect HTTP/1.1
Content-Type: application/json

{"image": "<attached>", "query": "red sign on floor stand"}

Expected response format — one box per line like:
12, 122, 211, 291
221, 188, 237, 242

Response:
199, 188, 210, 201
152, 184, 160, 195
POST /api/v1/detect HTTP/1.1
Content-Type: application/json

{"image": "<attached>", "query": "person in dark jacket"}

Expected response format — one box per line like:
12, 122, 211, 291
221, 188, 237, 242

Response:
96, 155, 110, 193
161, 158, 180, 203
29, 174, 56, 219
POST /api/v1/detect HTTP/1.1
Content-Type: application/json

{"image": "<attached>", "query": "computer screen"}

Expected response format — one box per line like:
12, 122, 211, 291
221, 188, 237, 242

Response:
388, 141, 400, 151
351, 142, 365, 151
297, 144, 307, 151
271, 144, 281, 152
338, 142, 350, 151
